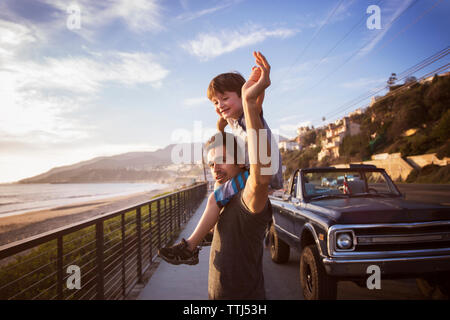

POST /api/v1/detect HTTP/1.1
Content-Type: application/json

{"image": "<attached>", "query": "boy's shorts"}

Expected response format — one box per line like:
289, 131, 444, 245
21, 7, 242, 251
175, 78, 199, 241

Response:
214, 170, 249, 209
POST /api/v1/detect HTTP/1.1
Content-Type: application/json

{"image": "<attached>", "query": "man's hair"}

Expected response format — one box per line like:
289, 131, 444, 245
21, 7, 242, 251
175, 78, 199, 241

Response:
205, 132, 244, 165
207, 72, 246, 101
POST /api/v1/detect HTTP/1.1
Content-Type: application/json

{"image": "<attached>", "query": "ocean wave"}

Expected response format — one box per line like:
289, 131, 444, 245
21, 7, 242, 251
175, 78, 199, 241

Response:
0, 202, 21, 206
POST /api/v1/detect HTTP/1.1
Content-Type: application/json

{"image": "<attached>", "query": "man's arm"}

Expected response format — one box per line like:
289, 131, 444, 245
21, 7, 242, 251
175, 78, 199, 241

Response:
241, 51, 272, 214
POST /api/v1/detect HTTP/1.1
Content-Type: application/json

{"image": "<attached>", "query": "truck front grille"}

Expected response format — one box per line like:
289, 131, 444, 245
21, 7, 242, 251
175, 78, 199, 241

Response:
329, 221, 450, 258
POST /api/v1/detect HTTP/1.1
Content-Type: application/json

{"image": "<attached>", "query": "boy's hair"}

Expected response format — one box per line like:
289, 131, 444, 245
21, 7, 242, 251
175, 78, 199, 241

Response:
207, 72, 246, 101
205, 132, 244, 165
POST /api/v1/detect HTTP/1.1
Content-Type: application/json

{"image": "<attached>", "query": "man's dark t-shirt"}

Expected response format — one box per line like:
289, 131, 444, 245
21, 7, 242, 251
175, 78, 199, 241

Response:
208, 189, 272, 300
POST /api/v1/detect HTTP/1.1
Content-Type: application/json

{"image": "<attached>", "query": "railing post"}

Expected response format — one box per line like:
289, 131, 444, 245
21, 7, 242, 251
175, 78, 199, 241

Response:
57, 235, 63, 300
188, 189, 192, 217
148, 203, 153, 262
182, 191, 186, 223
157, 200, 161, 248
121, 213, 126, 297
136, 206, 143, 284
168, 197, 172, 238
95, 221, 105, 300
177, 193, 181, 229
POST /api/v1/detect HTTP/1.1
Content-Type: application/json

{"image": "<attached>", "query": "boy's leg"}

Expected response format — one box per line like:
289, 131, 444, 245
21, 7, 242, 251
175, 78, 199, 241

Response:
158, 170, 248, 265
185, 170, 248, 250
157, 192, 219, 266
185, 192, 220, 250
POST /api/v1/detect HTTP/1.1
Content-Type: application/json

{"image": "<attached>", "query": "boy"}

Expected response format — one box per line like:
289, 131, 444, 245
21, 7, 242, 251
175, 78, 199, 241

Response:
158, 52, 282, 265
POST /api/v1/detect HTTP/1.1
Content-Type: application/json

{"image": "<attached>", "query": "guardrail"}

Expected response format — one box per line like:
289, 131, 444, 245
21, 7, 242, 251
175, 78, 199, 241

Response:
0, 183, 207, 300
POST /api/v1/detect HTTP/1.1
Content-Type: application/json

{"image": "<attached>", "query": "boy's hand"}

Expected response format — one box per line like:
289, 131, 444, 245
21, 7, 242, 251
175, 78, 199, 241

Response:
216, 117, 227, 132
248, 65, 265, 114
242, 51, 271, 103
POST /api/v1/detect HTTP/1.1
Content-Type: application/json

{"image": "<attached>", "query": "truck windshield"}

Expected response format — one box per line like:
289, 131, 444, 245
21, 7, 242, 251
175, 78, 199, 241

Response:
303, 170, 400, 199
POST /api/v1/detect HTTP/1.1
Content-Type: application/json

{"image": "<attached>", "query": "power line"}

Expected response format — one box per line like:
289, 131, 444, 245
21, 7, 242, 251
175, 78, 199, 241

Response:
326, 47, 450, 116
372, 0, 445, 55
304, 0, 421, 94
321, 46, 450, 121
322, 48, 450, 122
295, 0, 385, 89
271, 0, 346, 92
324, 61, 450, 124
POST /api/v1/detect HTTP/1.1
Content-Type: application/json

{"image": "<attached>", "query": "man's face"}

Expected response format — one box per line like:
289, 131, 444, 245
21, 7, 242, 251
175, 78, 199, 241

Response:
211, 91, 243, 120
207, 146, 242, 184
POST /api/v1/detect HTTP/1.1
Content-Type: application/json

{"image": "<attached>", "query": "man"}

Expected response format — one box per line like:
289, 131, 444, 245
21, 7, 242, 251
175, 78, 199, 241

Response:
206, 52, 273, 299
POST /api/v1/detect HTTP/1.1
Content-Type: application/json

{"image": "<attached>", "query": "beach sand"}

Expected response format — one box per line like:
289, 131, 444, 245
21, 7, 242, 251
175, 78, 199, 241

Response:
0, 186, 176, 246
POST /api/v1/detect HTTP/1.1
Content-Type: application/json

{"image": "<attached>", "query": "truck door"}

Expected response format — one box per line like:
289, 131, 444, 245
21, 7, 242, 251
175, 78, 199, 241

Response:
275, 172, 298, 237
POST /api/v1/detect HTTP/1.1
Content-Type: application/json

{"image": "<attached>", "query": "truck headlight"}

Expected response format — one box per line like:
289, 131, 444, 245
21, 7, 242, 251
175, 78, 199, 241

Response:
336, 232, 354, 250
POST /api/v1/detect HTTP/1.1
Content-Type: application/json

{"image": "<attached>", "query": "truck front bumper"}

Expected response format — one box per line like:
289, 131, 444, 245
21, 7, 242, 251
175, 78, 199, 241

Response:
322, 254, 450, 278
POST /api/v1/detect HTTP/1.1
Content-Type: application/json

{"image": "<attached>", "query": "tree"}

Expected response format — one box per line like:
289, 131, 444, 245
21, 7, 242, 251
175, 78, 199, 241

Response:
404, 76, 417, 85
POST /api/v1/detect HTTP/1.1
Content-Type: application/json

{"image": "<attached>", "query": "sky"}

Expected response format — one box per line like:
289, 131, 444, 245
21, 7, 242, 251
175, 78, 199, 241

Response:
0, 0, 449, 183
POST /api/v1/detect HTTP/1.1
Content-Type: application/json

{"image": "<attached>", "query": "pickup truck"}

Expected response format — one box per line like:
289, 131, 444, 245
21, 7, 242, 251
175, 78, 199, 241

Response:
268, 164, 450, 300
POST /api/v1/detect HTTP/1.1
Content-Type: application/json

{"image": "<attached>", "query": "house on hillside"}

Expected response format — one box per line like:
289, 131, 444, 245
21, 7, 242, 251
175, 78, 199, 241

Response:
296, 126, 312, 146
318, 117, 360, 161
279, 140, 301, 152
420, 71, 450, 84
369, 96, 381, 108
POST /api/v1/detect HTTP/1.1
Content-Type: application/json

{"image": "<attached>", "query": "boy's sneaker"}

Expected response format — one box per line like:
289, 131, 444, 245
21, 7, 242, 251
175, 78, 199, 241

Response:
158, 238, 199, 265
200, 232, 214, 247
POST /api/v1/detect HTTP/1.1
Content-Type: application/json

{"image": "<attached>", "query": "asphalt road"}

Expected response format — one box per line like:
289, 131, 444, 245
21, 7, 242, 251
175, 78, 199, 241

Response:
263, 247, 425, 300
396, 183, 450, 205
263, 183, 450, 300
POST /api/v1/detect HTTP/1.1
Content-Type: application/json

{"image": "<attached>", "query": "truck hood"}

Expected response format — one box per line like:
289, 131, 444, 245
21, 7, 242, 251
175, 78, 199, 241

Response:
305, 197, 450, 224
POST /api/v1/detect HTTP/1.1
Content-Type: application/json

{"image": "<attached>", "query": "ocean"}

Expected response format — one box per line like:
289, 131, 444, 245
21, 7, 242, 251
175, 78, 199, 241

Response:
0, 183, 168, 218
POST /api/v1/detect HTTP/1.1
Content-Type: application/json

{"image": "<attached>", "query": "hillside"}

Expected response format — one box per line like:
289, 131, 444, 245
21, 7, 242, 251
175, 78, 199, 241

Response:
281, 73, 450, 181
19, 143, 204, 184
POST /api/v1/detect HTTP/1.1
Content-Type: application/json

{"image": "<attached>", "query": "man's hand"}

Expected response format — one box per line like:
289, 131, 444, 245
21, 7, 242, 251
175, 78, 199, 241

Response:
241, 51, 271, 104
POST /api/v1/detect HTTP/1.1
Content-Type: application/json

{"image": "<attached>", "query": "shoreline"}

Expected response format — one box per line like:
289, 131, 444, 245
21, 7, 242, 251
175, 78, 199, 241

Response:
0, 184, 178, 247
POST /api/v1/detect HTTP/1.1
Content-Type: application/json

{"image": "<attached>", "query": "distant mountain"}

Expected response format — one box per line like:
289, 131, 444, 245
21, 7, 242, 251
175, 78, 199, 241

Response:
19, 132, 289, 184
19, 143, 205, 184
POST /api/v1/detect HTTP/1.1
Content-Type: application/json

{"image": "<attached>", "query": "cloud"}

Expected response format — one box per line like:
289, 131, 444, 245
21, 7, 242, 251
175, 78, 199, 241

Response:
277, 114, 306, 123
0, 19, 38, 58
45, 0, 164, 33
182, 24, 298, 60
175, 3, 232, 22
0, 0, 165, 44
0, 18, 169, 146
340, 77, 386, 89
183, 96, 210, 108
272, 120, 313, 139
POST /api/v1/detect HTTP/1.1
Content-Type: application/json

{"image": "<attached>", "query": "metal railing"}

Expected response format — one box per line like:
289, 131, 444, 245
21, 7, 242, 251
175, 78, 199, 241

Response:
0, 183, 207, 300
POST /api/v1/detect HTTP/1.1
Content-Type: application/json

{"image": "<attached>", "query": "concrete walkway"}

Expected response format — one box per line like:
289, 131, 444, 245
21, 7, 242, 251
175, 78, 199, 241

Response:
138, 197, 210, 300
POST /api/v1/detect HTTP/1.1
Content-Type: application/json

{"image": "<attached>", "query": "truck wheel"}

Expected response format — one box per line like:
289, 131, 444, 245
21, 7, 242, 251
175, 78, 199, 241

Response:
300, 245, 337, 300
269, 224, 290, 263
416, 275, 449, 300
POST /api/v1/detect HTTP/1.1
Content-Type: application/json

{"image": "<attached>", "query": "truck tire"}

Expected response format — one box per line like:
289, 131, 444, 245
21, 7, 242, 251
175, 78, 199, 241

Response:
416, 275, 449, 300
300, 245, 337, 300
269, 224, 290, 264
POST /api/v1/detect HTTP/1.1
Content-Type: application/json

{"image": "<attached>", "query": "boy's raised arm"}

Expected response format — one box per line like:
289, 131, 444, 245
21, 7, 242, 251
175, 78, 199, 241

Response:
241, 51, 272, 214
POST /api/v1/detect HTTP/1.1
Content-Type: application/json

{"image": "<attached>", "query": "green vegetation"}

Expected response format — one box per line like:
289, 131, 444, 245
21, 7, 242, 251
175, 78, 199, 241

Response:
281, 74, 450, 184
348, 74, 450, 159
282, 146, 322, 181
405, 164, 450, 184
